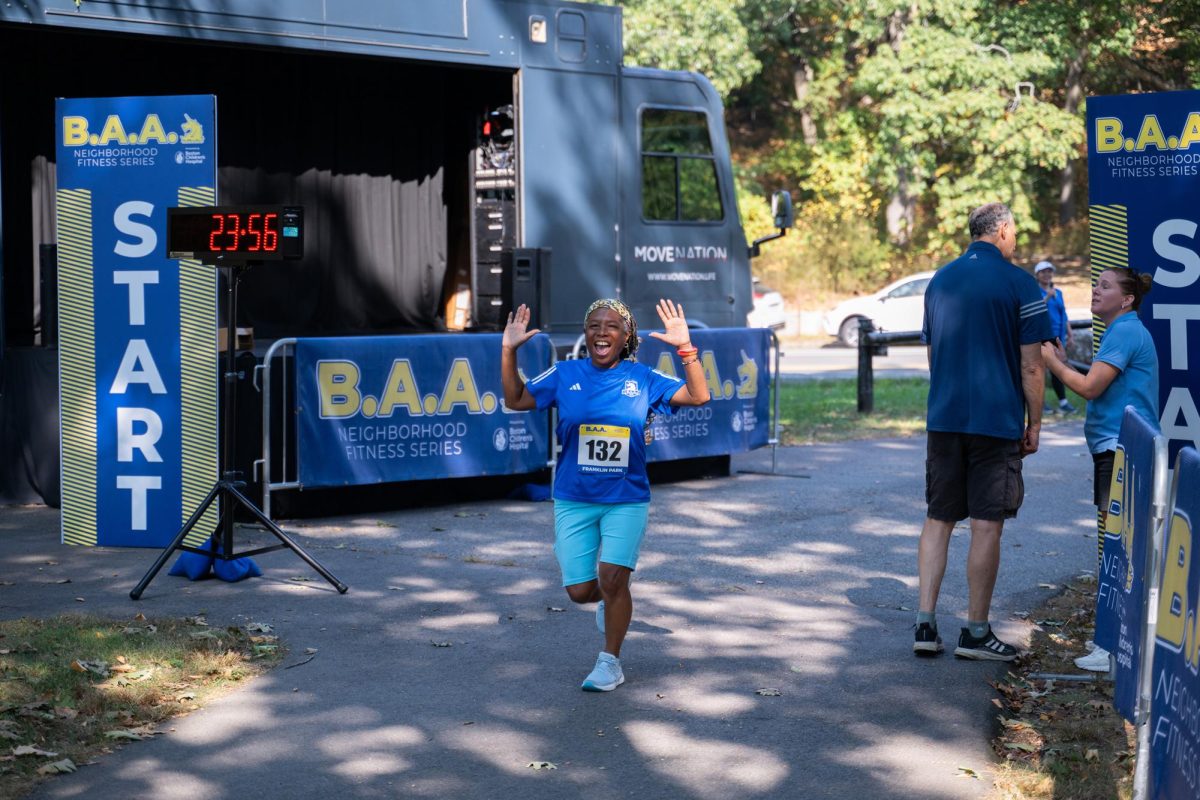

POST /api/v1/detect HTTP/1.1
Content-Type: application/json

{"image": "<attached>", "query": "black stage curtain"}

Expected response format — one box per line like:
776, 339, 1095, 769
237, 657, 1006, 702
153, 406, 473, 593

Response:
219, 72, 451, 337
5, 28, 468, 342
0, 348, 60, 506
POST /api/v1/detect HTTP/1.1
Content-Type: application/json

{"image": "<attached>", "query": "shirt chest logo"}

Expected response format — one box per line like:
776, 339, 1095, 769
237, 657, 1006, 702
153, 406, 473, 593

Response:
621, 380, 640, 398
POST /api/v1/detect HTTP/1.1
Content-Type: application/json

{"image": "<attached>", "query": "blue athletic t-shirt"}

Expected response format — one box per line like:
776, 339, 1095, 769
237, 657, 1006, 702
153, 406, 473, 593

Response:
1085, 312, 1159, 454
1044, 287, 1068, 341
526, 359, 683, 503
922, 241, 1054, 440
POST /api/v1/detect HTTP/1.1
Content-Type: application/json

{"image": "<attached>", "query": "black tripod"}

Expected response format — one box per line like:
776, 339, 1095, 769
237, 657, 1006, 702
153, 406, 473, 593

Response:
130, 261, 347, 599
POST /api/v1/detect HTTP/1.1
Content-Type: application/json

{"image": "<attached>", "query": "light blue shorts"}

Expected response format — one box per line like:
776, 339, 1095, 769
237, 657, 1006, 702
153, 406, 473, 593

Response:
552, 499, 650, 587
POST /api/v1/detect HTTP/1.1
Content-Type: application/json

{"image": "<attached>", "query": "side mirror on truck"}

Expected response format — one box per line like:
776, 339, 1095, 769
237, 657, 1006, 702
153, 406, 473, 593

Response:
771, 190, 794, 230
750, 190, 793, 258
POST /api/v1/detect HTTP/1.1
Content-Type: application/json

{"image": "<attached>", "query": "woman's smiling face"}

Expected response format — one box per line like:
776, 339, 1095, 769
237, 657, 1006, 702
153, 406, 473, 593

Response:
585, 307, 628, 368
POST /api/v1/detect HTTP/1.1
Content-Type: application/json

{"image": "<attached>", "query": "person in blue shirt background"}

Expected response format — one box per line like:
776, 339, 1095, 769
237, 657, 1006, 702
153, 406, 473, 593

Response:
1041, 266, 1158, 672
500, 297, 710, 691
1034, 260, 1077, 415
914, 202, 1052, 663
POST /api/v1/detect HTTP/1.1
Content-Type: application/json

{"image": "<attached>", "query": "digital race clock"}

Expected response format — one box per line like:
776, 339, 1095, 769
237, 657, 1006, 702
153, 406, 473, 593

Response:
167, 205, 303, 261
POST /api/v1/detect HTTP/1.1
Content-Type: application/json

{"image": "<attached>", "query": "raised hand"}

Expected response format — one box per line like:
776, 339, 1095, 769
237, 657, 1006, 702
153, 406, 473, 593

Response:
648, 299, 692, 348
502, 304, 540, 351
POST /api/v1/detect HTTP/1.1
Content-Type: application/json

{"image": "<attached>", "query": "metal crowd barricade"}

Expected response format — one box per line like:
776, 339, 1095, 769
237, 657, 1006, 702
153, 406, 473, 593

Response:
254, 338, 298, 520
252, 332, 776, 521
253, 336, 560, 521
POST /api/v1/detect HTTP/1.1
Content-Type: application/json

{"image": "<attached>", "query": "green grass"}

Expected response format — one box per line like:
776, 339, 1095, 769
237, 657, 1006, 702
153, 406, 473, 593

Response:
0, 614, 283, 798
775, 378, 1087, 446
777, 378, 930, 444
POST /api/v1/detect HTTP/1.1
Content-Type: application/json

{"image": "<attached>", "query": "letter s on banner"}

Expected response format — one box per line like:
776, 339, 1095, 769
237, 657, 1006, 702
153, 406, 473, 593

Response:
1153, 219, 1200, 289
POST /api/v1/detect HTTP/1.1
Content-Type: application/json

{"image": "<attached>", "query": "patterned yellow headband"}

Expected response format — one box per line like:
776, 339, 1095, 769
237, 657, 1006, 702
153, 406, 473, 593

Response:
584, 298, 638, 359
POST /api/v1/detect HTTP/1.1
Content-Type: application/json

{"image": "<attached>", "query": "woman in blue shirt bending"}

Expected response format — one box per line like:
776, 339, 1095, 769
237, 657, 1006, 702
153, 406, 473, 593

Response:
500, 298, 710, 691
1041, 266, 1158, 671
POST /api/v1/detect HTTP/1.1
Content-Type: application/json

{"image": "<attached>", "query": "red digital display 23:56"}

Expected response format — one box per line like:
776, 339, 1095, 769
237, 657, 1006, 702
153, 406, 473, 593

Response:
167, 205, 303, 261
208, 211, 279, 252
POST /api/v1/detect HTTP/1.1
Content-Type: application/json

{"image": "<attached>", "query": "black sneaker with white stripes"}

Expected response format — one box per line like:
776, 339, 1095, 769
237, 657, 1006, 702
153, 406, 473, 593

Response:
912, 623, 943, 656
954, 627, 1018, 661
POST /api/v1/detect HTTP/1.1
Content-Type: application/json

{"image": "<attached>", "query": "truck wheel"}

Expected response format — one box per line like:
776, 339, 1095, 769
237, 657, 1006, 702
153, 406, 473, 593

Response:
838, 317, 865, 347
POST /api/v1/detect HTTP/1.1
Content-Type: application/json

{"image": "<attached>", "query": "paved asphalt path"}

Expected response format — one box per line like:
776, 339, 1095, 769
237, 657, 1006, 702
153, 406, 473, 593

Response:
777, 342, 929, 380
2, 421, 1100, 800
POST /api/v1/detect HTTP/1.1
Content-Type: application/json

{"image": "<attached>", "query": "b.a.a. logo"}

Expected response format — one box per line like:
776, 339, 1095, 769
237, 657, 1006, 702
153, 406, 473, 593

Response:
62, 112, 204, 146
1103, 446, 1137, 593
1156, 509, 1198, 668
1094, 112, 1200, 153
317, 358, 498, 419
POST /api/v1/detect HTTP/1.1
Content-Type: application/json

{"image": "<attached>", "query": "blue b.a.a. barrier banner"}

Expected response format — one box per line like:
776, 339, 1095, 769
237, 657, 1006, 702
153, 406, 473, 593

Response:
1150, 447, 1200, 800
1095, 407, 1160, 721
636, 328, 772, 462
54, 95, 219, 547
294, 334, 553, 487
1087, 92, 1200, 463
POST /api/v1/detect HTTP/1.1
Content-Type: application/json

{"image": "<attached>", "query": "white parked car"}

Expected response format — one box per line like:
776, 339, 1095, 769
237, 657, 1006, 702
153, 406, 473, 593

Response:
823, 271, 935, 346
747, 278, 787, 330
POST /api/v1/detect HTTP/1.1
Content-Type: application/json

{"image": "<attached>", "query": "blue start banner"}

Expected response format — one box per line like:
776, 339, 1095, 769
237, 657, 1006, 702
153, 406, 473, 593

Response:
1150, 446, 1200, 800
54, 95, 218, 548
1087, 91, 1200, 462
294, 334, 553, 487
1096, 408, 1163, 721
638, 328, 772, 462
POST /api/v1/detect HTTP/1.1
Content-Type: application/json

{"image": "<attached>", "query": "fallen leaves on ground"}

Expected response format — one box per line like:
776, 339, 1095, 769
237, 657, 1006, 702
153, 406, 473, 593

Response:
990, 578, 1135, 799
36, 759, 75, 775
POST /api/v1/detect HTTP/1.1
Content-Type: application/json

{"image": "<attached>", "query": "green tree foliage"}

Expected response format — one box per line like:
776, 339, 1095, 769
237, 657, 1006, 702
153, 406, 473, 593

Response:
582, 0, 761, 98
596, 0, 1200, 294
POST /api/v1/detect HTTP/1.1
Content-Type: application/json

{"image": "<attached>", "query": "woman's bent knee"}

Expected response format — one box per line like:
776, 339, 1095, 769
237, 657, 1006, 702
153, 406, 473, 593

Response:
565, 582, 599, 604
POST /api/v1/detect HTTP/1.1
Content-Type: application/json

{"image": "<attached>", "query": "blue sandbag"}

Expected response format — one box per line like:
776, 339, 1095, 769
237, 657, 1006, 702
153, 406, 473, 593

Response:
168, 539, 216, 580
213, 553, 263, 582
168, 537, 262, 582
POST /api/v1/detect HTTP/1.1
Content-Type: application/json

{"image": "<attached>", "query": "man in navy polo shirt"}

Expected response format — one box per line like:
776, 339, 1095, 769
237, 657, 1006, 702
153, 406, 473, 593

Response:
912, 202, 1053, 661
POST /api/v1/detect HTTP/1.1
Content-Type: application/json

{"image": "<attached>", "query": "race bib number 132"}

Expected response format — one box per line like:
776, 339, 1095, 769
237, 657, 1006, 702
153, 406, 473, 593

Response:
578, 424, 630, 469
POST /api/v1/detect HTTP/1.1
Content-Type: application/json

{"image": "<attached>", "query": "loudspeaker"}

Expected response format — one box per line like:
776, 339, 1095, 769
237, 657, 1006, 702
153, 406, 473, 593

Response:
502, 248, 550, 329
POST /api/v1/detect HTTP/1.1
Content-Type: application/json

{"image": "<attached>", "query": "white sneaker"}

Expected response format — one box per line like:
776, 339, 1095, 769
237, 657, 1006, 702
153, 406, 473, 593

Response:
1075, 646, 1112, 673
581, 651, 624, 692
596, 600, 605, 634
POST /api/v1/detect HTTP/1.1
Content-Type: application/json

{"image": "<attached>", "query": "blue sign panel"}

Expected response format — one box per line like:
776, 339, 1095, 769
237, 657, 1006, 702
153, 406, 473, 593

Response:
1095, 408, 1159, 721
295, 334, 553, 487
55, 95, 218, 547
1087, 91, 1200, 462
637, 328, 772, 462
1150, 447, 1200, 800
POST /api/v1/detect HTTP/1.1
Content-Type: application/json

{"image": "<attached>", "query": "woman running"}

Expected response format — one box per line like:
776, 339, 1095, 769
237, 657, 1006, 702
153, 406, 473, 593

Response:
1041, 267, 1158, 672
500, 298, 710, 691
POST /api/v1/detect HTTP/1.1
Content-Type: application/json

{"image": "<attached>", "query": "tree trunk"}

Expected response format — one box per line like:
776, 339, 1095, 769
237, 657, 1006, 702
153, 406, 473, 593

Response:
792, 59, 817, 146
884, 5, 915, 244
886, 169, 915, 246
1059, 52, 1085, 224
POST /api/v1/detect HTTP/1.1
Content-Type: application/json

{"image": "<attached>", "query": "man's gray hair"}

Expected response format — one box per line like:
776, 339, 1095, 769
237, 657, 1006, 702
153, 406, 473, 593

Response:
968, 203, 1013, 239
